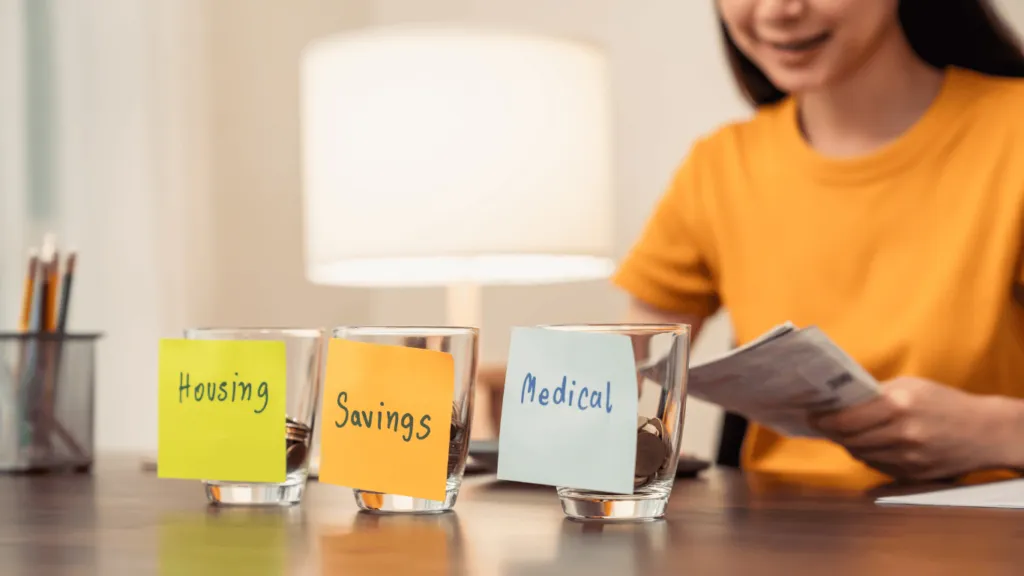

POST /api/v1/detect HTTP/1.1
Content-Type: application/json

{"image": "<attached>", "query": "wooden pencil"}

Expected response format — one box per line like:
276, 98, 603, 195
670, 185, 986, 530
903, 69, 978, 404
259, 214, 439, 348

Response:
15, 250, 39, 381
18, 251, 39, 332
32, 238, 56, 456
11, 251, 40, 459
37, 236, 55, 334
46, 248, 59, 332
45, 251, 86, 459
56, 252, 75, 333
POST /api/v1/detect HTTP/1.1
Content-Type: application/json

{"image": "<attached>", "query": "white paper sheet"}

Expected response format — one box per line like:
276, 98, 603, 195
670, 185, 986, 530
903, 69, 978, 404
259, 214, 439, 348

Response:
875, 479, 1024, 509
682, 323, 881, 437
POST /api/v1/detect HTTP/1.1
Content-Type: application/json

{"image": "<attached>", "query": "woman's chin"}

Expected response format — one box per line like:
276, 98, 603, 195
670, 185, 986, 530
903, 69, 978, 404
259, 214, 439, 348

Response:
766, 75, 832, 99
759, 61, 839, 98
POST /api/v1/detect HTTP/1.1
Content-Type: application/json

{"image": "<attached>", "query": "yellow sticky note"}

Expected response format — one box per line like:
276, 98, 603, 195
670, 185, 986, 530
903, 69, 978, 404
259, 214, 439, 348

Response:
319, 339, 454, 501
158, 339, 286, 483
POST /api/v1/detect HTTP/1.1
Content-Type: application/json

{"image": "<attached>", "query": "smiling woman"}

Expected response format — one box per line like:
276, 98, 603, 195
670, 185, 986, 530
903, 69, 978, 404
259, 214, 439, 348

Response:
611, 0, 1024, 487
718, 0, 1024, 105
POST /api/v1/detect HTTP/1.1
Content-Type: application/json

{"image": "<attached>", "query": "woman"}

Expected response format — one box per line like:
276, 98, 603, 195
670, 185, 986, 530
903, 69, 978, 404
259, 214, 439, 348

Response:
613, 0, 1024, 486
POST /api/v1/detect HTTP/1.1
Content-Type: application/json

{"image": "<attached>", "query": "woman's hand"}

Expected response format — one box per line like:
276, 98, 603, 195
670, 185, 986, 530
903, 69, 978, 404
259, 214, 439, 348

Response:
811, 377, 1023, 481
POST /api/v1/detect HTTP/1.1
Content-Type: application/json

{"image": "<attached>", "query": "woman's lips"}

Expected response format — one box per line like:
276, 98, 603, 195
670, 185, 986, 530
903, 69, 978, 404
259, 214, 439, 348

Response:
762, 31, 832, 52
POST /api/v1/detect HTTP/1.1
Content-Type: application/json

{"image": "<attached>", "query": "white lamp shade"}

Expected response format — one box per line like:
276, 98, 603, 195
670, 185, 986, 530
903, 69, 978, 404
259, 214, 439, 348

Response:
299, 25, 614, 286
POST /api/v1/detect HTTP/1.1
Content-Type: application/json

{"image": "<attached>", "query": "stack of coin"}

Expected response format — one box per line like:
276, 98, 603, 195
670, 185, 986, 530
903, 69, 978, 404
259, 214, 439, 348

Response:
285, 417, 312, 473
447, 403, 466, 476
634, 416, 673, 488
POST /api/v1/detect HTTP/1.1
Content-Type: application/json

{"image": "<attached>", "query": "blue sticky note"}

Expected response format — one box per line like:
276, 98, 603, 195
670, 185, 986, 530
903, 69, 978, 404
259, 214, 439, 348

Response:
496, 327, 638, 494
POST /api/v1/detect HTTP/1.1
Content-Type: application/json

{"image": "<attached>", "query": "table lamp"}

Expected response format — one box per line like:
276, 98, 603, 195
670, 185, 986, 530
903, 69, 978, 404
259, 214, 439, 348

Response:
300, 24, 614, 319
299, 25, 613, 453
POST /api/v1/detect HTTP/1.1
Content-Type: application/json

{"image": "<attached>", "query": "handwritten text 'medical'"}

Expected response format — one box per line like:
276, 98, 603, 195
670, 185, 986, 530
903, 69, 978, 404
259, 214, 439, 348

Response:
519, 373, 614, 413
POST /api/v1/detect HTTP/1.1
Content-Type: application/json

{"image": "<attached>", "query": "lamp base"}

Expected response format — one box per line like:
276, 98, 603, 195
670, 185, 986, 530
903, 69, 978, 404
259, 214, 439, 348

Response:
444, 282, 482, 328
445, 283, 494, 439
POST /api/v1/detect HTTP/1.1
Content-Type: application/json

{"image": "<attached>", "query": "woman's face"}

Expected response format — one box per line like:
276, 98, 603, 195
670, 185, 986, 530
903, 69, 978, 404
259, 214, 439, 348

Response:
718, 0, 901, 94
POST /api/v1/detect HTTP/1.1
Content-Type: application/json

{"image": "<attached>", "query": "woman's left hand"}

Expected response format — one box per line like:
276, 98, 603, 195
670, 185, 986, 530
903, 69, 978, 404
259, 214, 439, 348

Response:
811, 377, 1012, 481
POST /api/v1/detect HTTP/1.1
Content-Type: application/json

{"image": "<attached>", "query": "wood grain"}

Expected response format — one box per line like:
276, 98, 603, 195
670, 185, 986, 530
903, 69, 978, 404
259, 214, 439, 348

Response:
0, 457, 1020, 575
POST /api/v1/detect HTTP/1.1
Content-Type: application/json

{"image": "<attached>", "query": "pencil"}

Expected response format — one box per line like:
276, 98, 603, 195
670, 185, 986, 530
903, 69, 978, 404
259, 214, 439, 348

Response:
56, 252, 76, 333
12, 252, 40, 454
18, 251, 39, 332
30, 237, 56, 455
37, 235, 56, 333
40, 260, 53, 335
44, 251, 85, 459
46, 249, 59, 333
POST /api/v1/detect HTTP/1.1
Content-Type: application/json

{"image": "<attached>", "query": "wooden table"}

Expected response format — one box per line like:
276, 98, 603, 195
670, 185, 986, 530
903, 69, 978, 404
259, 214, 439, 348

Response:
0, 457, 1021, 575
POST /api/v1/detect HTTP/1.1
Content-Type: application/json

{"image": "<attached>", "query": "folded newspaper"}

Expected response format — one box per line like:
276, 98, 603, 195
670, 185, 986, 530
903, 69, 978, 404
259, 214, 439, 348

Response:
683, 323, 880, 438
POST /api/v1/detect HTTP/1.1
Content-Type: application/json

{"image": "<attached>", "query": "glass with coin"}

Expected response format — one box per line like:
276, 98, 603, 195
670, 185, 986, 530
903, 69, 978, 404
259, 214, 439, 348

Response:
331, 326, 478, 513
544, 324, 689, 521
185, 328, 325, 506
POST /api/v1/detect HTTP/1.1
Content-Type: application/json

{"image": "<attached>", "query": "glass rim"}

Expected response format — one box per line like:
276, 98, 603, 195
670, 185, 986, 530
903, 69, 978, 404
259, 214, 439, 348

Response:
537, 323, 690, 334
185, 327, 324, 338
332, 325, 479, 337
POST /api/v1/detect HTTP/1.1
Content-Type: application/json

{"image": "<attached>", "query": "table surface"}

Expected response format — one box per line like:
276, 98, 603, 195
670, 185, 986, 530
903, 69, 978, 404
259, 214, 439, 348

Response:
0, 457, 1021, 575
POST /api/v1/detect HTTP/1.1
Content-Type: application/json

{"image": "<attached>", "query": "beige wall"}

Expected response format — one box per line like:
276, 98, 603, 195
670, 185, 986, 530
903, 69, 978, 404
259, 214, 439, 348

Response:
204, 0, 376, 329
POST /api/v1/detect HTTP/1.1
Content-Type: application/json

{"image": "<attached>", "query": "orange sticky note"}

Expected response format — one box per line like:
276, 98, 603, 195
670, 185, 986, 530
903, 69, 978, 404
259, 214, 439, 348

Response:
319, 339, 454, 501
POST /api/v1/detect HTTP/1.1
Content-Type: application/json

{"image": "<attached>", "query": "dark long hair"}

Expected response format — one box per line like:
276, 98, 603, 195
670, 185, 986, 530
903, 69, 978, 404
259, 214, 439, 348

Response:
723, 0, 1024, 106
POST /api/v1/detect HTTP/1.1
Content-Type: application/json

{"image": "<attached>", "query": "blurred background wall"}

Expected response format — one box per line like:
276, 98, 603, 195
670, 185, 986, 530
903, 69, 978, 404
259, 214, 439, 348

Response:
4, 0, 1022, 459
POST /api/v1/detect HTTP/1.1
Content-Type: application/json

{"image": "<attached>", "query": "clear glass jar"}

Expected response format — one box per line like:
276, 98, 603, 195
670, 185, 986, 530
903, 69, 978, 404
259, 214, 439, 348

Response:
331, 326, 478, 513
546, 324, 690, 521
186, 327, 325, 506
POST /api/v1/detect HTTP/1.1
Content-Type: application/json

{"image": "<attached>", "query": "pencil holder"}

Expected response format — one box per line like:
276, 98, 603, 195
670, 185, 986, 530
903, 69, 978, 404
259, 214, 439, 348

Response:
0, 332, 101, 473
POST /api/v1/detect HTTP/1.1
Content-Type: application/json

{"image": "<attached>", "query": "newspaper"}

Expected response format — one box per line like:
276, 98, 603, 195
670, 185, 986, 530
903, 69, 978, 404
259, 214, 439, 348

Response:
875, 478, 1024, 509
686, 322, 880, 438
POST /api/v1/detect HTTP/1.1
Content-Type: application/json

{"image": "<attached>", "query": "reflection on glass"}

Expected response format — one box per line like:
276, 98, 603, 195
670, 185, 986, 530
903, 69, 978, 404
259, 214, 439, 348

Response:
319, 512, 462, 575
502, 519, 668, 576
158, 507, 301, 576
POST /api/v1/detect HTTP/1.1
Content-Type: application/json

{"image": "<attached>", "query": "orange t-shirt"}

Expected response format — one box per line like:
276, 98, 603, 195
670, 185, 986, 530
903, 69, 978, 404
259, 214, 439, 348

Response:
613, 67, 1024, 488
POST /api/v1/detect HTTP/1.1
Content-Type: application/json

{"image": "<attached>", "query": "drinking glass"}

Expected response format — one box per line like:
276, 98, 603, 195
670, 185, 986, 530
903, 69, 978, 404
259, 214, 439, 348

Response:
331, 326, 478, 513
185, 328, 325, 506
545, 324, 689, 521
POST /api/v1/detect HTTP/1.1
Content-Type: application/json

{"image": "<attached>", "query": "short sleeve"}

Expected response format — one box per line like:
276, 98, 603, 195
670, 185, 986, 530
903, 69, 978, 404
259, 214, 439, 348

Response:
612, 142, 721, 317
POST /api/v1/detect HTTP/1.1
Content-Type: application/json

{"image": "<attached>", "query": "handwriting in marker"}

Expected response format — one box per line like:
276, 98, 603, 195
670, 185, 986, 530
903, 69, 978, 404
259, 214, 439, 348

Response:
334, 391, 433, 442
519, 373, 614, 414
178, 372, 270, 414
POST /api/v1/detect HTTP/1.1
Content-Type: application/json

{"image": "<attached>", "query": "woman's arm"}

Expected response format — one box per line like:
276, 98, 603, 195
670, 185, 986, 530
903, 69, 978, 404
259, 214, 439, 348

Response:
625, 297, 705, 342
